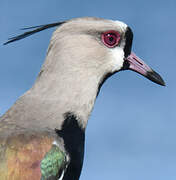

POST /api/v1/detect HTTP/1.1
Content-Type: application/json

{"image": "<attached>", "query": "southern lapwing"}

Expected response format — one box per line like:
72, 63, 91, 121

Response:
1, 17, 165, 180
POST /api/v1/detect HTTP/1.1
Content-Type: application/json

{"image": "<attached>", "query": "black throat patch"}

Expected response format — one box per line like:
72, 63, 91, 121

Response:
124, 26, 133, 58
55, 112, 85, 180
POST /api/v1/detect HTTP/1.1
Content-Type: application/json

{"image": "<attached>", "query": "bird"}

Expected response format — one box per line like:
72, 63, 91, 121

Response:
1, 17, 165, 180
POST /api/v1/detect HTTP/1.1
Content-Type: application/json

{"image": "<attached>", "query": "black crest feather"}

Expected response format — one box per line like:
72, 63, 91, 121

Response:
4, 21, 65, 45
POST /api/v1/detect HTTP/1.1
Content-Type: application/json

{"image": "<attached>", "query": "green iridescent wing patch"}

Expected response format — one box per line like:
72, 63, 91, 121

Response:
40, 145, 67, 180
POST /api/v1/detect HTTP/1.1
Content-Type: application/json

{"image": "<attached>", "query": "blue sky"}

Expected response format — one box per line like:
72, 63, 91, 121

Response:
0, 0, 176, 179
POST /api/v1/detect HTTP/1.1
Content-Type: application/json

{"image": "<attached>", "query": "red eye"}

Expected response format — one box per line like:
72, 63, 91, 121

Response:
101, 30, 121, 48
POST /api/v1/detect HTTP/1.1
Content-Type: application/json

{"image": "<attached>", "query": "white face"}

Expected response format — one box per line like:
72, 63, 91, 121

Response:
108, 47, 125, 73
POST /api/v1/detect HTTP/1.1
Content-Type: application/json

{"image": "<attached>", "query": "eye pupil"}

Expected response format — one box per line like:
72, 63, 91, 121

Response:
109, 36, 114, 42
101, 31, 121, 48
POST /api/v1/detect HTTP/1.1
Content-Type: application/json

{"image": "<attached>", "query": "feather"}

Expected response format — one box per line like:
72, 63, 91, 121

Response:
4, 21, 65, 45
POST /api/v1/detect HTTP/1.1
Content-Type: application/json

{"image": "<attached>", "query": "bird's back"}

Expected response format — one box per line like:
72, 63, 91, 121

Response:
0, 131, 53, 179
0, 113, 68, 180
0, 103, 85, 180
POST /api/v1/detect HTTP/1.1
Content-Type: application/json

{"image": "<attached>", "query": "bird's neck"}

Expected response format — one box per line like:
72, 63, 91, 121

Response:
12, 42, 106, 130
23, 62, 100, 130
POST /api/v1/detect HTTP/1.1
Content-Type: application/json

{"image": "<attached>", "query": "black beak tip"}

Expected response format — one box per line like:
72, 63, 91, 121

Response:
147, 70, 166, 86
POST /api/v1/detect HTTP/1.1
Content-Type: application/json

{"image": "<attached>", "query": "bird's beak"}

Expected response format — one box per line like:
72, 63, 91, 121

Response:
123, 52, 165, 86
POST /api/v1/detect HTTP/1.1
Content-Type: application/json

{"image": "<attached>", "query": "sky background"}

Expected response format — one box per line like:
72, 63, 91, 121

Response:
0, 0, 176, 179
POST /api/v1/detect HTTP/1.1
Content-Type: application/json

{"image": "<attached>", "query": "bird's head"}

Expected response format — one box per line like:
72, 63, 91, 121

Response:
57, 17, 165, 86
4, 17, 165, 88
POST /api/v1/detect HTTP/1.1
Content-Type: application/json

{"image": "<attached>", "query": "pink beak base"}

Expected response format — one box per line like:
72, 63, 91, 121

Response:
124, 52, 165, 86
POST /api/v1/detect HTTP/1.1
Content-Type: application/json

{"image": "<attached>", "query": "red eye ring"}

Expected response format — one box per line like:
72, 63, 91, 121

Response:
101, 30, 121, 48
